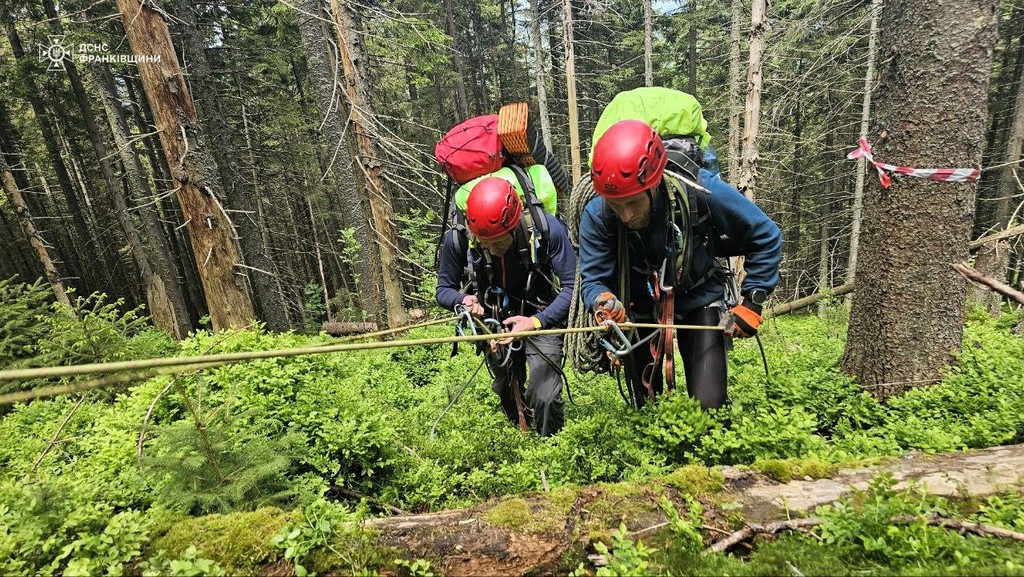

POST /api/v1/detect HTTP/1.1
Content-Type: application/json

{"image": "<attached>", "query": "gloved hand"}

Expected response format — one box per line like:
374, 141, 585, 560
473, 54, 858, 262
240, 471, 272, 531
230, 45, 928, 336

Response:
460, 294, 484, 317
497, 315, 538, 345
593, 291, 626, 324
722, 303, 762, 338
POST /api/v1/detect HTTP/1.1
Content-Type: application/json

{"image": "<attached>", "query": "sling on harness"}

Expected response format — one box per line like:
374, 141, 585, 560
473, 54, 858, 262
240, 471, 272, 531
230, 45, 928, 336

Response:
606, 139, 720, 409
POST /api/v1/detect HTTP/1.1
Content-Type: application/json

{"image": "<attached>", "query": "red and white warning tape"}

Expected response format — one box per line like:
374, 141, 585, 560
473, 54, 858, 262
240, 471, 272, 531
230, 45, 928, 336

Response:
847, 138, 980, 188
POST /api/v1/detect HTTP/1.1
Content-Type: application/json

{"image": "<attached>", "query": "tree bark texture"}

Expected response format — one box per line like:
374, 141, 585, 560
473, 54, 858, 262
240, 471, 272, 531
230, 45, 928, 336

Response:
529, 0, 554, 152
114, 0, 255, 331
1, 153, 70, 306
736, 0, 766, 200
562, 0, 581, 186
841, 0, 998, 392
443, 0, 470, 121
727, 0, 742, 182
329, 0, 408, 327
296, 0, 381, 319
170, 0, 290, 332
847, 0, 882, 289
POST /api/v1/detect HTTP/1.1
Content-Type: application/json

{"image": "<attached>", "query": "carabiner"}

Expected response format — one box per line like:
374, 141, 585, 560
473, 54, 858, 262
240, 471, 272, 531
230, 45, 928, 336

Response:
454, 305, 478, 337
599, 319, 633, 359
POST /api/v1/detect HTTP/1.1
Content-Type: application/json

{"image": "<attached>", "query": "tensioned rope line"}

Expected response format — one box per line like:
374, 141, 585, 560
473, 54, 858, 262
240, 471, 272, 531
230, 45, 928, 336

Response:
0, 321, 723, 404
0, 322, 722, 384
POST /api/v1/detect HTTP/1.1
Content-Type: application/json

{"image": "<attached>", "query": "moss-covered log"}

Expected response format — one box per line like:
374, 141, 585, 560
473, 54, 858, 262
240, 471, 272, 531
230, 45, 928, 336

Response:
147, 445, 1024, 575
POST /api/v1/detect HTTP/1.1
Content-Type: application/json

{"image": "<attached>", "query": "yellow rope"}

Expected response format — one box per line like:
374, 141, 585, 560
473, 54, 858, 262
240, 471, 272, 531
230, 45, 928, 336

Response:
0, 319, 726, 405
0, 326, 611, 383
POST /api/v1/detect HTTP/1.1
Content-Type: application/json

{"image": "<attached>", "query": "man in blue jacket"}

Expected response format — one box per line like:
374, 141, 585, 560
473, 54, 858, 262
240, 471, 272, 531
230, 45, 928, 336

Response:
578, 117, 781, 410
436, 177, 577, 436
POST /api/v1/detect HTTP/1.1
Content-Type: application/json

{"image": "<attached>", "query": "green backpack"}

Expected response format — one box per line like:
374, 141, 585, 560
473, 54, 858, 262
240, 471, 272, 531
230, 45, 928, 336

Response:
588, 86, 712, 167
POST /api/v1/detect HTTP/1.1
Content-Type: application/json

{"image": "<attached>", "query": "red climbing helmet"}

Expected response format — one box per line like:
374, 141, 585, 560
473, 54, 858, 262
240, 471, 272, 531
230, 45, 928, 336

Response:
465, 177, 522, 240
591, 119, 667, 199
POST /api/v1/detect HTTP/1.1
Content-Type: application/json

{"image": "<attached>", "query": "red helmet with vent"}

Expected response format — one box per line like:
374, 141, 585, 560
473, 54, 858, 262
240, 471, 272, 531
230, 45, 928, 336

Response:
591, 120, 667, 199
465, 177, 522, 240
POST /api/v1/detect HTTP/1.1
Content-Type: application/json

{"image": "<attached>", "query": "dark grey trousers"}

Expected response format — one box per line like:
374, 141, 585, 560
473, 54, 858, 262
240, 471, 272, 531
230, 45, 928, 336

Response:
626, 305, 728, 410
487, 333, 565, 436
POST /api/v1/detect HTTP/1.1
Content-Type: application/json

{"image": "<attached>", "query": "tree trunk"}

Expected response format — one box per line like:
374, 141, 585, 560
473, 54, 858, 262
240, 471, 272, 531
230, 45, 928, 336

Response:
687, 0, 698, 95
443, 0, 470, 120
169, 0, 289, 332
331, 444, 1024, 576
38, 0, 184, 336
818, 92, 837, 317
785, 89, 803, 298
727, 0, 742, 182
969, 241, 1010, 315
92, 63, 191, 338
296, 0, 381, 320
562, 0, 581, 186
991, 32, 1024, 232
1, 153, 70, 306
847, 0, 882, 292
329, 0, 408, 327
643, 0, 653, 86
114, 0, 255, 331
841, 0, 998, 393
4, 20, 93, 289
123, 75, 205, 324
529, 0, 554, 152
736, 0, 766, 200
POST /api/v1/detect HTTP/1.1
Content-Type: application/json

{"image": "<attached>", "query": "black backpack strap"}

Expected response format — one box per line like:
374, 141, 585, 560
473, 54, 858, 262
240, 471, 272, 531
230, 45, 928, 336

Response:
507, 165, 550, 243
435, 176, 457, 269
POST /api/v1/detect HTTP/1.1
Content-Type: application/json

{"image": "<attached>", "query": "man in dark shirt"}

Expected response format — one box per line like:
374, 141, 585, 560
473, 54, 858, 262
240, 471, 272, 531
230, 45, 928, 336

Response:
436, 177, 577, 436
579, 116, 782, 410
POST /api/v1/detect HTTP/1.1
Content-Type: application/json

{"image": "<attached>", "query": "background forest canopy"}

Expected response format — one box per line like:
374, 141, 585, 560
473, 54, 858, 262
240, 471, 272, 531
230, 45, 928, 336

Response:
0, 0, 1022, 355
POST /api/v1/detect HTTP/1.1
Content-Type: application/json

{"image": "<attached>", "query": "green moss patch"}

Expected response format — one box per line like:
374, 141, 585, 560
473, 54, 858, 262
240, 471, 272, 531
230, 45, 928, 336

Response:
148, 507, 293, 574
753, 457, 838, 483
662, 464, 725, 495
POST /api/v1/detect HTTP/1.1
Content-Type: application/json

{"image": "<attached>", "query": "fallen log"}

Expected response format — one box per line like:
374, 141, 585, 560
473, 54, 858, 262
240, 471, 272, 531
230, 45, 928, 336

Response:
952, 261, 1024, 306
969, 223, 1024, 249
320, 321, 379, 336
358, 443, 1024, 576
767, 283, 854, 317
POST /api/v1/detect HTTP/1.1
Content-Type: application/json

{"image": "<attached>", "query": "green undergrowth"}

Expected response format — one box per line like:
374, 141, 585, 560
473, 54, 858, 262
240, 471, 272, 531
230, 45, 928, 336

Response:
652, 476, 1024, 576
1, 277, 1023, 571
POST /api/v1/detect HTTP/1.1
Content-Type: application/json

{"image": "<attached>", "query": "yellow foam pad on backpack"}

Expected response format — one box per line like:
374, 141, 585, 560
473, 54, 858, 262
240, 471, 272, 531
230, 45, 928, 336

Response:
498, 102, 535, 166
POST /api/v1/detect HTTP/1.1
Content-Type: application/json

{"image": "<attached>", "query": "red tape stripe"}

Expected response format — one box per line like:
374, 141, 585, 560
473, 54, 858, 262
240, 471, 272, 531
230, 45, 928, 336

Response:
847, 138, 980, 188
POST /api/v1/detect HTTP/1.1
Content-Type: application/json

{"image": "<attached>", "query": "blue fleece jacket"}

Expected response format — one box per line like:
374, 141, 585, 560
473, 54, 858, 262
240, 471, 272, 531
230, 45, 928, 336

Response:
578, 168, 781, 318
436, 213, 577, 328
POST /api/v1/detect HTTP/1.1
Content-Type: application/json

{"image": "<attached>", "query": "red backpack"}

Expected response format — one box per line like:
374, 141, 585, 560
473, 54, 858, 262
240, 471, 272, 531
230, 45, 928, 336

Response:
434, 114, 505, 184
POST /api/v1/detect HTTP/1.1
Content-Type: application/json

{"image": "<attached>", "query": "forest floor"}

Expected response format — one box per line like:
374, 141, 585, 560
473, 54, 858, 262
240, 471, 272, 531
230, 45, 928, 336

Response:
334, 444, 1024, 575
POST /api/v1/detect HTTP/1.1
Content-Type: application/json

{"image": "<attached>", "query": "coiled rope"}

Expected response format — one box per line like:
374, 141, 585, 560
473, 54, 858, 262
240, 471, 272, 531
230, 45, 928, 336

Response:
564, 173, 610, 375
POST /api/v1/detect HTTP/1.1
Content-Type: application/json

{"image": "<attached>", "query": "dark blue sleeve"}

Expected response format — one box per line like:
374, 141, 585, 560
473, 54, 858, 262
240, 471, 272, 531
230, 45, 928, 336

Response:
534, 215, 576, 327
701, 169, 782, 295
578, 197, 617, 311
435, 228, 470, 311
